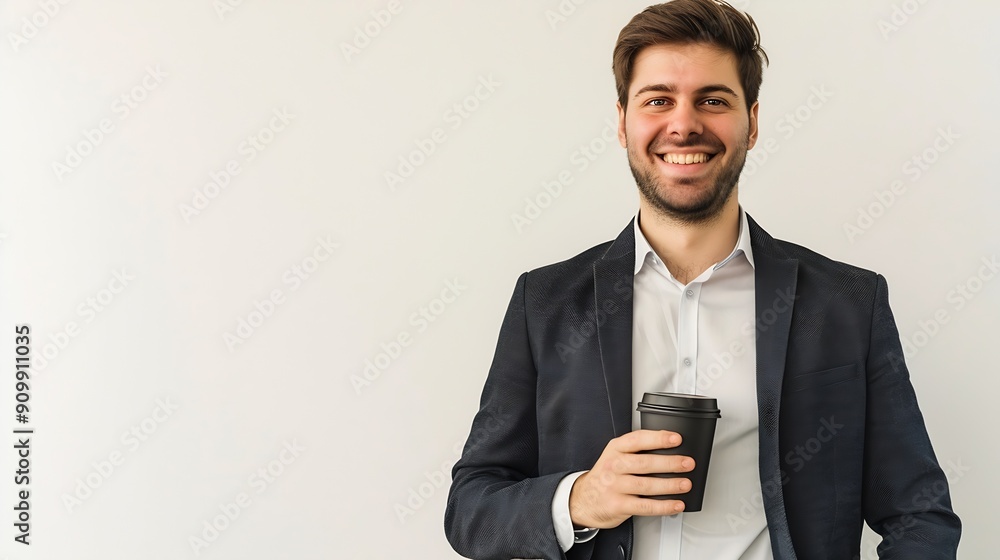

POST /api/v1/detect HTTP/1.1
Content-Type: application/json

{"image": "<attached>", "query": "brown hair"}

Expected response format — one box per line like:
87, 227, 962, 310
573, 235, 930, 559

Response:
613, 0, 768, 113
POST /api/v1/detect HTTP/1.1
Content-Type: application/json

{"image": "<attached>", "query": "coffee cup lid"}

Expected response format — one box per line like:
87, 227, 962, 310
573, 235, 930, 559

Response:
639, 392, 720, 414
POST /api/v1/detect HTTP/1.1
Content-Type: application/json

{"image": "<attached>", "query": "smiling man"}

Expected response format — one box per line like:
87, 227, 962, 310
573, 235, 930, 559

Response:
444, 1, 960, 559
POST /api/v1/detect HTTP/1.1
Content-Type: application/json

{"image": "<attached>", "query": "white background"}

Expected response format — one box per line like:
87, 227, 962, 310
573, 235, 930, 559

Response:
0, 0, 996, 558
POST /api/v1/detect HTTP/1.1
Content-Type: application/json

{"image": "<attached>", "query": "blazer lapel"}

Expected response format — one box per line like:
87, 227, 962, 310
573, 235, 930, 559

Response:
747, 213, 799, 559
593, 218, 636, 438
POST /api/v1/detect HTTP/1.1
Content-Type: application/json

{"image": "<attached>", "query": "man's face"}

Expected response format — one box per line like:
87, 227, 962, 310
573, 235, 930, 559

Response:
617, 43, 759, 223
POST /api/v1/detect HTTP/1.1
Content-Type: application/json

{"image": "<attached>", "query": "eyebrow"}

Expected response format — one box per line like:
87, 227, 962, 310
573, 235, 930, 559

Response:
633, 83, 740, 100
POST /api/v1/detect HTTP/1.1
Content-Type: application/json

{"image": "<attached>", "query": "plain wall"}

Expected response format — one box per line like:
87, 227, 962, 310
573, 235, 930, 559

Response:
0, 0, 996, 558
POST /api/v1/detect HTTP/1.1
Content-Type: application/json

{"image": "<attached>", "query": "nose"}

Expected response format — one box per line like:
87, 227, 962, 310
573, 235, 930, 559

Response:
666, 101, 704, 140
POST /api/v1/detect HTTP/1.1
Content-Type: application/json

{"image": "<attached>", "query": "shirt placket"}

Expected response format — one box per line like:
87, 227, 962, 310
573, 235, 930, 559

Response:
652, 274, 704, 560
675, 283, 701, 394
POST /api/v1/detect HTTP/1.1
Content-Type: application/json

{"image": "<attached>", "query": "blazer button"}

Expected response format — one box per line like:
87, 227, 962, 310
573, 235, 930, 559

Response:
618, 543, 625, 559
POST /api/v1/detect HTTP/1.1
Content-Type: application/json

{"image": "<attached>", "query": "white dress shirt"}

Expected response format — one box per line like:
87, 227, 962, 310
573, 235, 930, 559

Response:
552, 205, 773, 559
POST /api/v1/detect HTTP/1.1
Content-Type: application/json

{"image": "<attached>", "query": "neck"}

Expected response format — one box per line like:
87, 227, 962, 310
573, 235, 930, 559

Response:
637, 194, 741, 285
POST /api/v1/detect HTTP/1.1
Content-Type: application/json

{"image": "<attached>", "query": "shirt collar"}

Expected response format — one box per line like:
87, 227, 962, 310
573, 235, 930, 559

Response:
632, 205, 755, 276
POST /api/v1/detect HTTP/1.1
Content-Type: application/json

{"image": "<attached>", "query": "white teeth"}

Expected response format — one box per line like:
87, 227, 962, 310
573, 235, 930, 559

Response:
661, 153, 711, 164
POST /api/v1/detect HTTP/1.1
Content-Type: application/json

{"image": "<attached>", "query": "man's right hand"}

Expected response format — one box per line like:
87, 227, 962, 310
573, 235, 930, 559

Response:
568, 430, 694, 529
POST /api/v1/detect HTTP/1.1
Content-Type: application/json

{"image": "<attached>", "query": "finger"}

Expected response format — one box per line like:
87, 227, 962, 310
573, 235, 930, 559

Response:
621, 453, 695, 475
613, 430, 682, 453
621, 474, 692, 497
617, 495, 686, 517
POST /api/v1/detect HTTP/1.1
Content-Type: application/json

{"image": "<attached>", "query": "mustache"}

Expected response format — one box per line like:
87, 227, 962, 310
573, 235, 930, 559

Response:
650, 134, 725, 152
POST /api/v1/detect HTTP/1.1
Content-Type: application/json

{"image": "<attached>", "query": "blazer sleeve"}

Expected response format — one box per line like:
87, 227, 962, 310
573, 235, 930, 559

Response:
862, 273, 962, 558
444, 272, 572, 560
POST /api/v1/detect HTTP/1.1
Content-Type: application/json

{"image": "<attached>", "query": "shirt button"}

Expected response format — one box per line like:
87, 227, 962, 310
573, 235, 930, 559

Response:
683, 358, 692, 366
686, 289, 694, 298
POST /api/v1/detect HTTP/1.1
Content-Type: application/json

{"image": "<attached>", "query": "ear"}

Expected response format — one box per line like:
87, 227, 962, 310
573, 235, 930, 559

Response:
747, 101, 759, 150
616, 101, 627, 148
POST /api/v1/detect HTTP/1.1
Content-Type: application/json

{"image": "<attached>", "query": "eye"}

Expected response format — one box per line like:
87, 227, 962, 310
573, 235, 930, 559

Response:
703, 98, 728, 107
646, 98, 669, 107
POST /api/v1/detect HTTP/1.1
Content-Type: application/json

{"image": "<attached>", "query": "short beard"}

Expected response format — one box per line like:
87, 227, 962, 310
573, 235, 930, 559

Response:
627, 133, 749, 225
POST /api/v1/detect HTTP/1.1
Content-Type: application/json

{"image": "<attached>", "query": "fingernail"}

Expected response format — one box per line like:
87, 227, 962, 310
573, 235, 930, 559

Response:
669, 434, 681, 445
674, 502, 684, 512
682, 458, 694, 469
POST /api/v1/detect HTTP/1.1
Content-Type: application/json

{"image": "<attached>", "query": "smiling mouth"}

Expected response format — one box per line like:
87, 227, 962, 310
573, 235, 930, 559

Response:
658, 153, 716, 165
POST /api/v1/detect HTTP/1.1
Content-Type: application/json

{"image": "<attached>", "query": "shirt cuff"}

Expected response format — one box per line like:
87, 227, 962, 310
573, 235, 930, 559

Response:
551, 470, 600, 552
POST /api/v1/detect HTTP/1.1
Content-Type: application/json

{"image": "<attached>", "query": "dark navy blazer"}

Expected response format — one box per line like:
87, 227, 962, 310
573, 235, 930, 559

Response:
444, 214, 960, 560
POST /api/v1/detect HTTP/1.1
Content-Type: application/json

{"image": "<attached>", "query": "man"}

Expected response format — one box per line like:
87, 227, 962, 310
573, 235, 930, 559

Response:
444, 1, 961, 558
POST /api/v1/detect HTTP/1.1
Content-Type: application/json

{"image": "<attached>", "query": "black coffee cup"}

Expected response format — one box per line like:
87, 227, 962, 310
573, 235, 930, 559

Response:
637, 392, 721, 512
